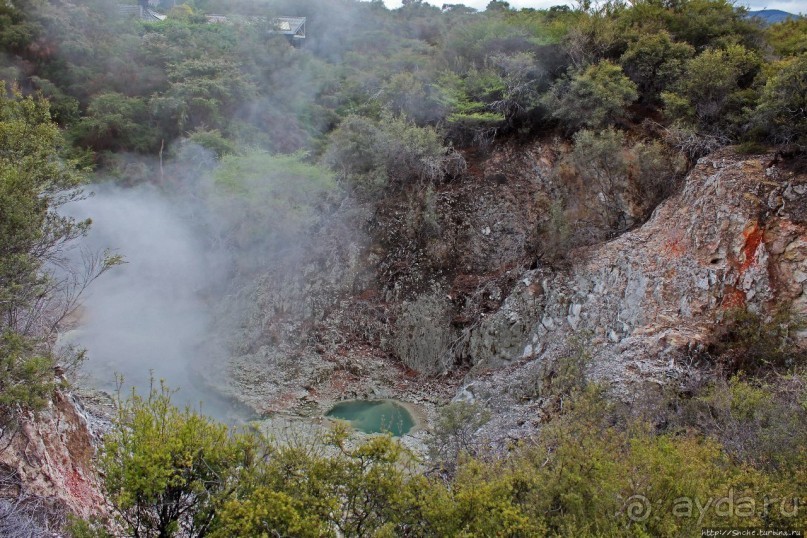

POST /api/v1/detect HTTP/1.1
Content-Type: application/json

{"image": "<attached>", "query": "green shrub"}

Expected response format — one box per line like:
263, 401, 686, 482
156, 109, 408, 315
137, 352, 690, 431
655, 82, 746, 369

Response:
662, 44, 761, 133
100, 382, 256, 538
323, 114, 463, 198
0, 332, 54, 414
765, 17, 807, 57
753, 54, 807, 151
543, 61, 638, 132
619, 32, 694, 103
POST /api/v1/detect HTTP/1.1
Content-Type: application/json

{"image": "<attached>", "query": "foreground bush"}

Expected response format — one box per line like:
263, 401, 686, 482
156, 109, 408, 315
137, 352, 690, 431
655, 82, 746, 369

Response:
81, 377, 807, 537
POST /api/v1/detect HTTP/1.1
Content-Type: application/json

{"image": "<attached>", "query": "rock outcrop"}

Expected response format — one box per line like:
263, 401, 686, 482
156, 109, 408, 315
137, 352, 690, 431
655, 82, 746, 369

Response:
214, 144, 806, 453
460, 149, 807, 440
0, 391, 107, 532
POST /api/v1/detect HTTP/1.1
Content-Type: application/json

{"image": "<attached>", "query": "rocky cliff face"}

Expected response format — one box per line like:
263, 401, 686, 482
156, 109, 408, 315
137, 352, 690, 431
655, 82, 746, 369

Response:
458, 148, 807, 442
0, 391, 108, 533
220, 141, 806, 452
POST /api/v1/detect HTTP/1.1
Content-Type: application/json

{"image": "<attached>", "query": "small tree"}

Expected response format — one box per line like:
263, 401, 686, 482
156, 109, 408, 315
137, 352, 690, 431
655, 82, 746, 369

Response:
619, 32, 694, 103
754, 54, 807, 151
100, 382, 256, 538
0, 88, 119, 444
662, 44, 760, 131
543, 61, 637, 132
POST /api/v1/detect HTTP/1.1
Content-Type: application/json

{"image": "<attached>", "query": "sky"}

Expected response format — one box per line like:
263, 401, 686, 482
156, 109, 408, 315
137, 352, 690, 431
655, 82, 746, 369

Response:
381, 0, 805, 15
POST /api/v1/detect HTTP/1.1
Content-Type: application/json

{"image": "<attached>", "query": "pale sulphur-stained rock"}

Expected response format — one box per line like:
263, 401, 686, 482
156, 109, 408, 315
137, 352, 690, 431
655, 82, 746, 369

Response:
461, 148, 807, 444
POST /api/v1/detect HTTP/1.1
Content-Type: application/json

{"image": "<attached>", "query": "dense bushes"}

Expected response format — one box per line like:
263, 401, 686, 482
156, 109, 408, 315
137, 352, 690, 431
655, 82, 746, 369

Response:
71, 93, 158, 152
323, 114, 463, 198
754, 54, 807, 150
662, 44, 761, 134
100, 383, 254, 538
619, 32, 694, 103
543, 61, 638, 132
2, 0, 802, 162
81, 370, 807, 537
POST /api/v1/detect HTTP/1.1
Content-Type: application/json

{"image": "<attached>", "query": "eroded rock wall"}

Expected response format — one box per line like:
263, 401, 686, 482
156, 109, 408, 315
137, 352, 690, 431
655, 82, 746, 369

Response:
460, 149, 807, 441
0, 391, 107, 531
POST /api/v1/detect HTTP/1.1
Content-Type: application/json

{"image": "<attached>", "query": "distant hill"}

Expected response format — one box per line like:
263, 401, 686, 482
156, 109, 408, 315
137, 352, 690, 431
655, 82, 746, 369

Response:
747, 9, 801, 24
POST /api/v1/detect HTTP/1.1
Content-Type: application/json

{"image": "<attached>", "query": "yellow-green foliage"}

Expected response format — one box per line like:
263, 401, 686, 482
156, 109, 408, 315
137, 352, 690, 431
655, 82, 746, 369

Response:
101, 383, 255, 537
92, 380, 807, 538
754, 54, 807, 149
662, 44, 761, 130
619, 31, 695, 102
766, 17, 807, 57
0, 331, 55, 413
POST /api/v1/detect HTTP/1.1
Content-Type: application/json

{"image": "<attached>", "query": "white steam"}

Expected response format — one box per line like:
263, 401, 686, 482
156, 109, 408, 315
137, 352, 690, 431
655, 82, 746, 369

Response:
61, 183, 240, 418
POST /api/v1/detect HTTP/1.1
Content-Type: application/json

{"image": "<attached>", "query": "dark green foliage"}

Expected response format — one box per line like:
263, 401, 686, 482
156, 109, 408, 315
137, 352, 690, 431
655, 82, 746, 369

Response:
71, 93, 157, 152
66, 517, 115, 538
620, 31, 694, 103
618, 0, 762, 52
151, 58, 256, 139
0, 0, 782, 156
754, 54, 807, 150
543, 61, 638, 132
686, 375, 807, 472
380, 71, 448, 125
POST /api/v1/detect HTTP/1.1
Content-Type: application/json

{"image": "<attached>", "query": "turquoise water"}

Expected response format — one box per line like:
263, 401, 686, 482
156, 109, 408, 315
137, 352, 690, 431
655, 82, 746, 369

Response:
326, 400, 415, 436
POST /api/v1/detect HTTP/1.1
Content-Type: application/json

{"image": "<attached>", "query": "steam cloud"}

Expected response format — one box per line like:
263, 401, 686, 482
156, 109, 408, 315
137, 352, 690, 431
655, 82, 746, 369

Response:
60, 182, 238, 418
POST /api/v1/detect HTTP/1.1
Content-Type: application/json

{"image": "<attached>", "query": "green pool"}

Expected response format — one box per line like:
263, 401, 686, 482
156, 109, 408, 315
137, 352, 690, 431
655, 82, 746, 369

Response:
325, 400, 415, 437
